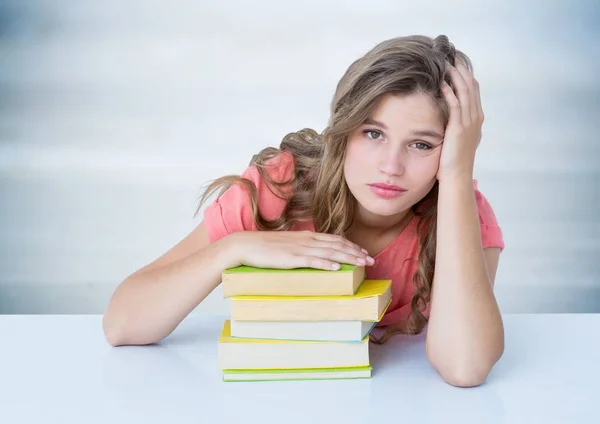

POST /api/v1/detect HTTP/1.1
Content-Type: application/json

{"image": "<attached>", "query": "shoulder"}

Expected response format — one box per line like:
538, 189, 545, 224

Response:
247, 150, 296, 185
473, 179, 505, 251
202, 150, 296, 243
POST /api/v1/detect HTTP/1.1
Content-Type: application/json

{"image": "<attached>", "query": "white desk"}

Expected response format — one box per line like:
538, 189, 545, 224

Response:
0, 314, 598, 424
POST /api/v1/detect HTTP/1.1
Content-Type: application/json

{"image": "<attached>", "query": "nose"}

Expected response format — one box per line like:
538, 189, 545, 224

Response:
377, 144, 405, 176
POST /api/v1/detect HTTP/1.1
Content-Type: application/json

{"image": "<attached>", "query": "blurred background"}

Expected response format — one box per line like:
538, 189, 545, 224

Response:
0, 0, 598, 315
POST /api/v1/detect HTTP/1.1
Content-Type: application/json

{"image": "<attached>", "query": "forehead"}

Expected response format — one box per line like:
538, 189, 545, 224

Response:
368, 93, 443, 130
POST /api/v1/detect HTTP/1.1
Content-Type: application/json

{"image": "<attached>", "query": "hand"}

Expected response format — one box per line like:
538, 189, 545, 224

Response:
226, 230, 375, 271
437, 62, 484, 181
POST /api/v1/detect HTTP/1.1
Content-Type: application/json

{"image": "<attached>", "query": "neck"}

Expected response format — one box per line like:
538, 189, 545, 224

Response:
350, 205, 413, 235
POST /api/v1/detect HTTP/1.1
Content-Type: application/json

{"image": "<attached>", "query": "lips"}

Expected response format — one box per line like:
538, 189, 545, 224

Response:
369, 183, 406, 192
368, 183, 407, 199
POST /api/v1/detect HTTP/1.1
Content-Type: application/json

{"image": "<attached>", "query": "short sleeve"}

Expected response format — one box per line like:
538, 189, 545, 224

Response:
203, 152, 294, 244
473, 180, 505, 251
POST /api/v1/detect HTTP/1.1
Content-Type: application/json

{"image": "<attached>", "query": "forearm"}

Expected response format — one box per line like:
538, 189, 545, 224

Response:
426, 174, 504, 385
103, 236, 240, 346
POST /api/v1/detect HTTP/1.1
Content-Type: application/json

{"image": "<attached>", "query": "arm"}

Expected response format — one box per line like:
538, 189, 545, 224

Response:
103, 152, 370, 347
425, 175, 504, 387
102, 222, 240, 346
102, 222, 370, 347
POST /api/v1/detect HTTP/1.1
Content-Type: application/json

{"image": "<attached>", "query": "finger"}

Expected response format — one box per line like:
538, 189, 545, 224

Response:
295, 255, 341, 271
312, 232, 368, 255
441, 81, 461, 127
473, 76, 484, 123
304, 239, 371, 261
302, 246, 370, 267
446, 64, 470, 126
455, 62, 481, 122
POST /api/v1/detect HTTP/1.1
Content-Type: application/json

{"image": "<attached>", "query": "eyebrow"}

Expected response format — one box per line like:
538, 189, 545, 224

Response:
363, 118, 443, 139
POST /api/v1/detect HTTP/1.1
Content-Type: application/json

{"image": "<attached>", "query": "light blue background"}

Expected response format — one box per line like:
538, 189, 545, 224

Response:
1, 0, 598, 315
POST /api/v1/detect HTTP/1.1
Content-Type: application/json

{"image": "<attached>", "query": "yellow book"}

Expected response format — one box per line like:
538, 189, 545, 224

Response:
230, 279, 392, 322
218, 320, 370, 371
221, 264, 365, 297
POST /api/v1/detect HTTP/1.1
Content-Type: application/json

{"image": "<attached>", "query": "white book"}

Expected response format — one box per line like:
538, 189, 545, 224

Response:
230, 319, 377, 342
218, 320, 370, 370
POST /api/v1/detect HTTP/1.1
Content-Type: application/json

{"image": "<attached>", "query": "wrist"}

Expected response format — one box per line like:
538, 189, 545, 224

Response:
438, 168, 474, 186
438, 173, 475, 196
217, 232, 245, 269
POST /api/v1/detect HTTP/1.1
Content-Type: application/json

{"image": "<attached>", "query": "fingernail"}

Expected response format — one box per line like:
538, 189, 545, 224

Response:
331, 263, 340, 270
367, 256, 375, 264
361, 248, 368, 254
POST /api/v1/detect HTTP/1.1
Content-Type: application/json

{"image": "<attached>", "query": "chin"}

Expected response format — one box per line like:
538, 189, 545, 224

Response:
356, 193, 413, 217
364, 203, 409, 217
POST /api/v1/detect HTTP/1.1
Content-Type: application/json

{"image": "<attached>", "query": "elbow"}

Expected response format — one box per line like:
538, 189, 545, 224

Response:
102, 278, 154, 347
102, 312, 129, 347
102, 307, 167, 347
102, 287, 132, 347
102, 301, 143, 347
102, 315, 156, 347
427, 347, 504, 388
104, 330, 124, 347
437, 365, 491, 388
102, 311, 160, 347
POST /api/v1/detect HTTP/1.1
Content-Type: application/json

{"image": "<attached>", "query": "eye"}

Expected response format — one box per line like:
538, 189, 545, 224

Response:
412, 141, 432, 150
362, 129, 384, 140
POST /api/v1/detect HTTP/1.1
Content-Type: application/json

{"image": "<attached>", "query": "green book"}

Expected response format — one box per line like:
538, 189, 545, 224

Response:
221, 264, 366, 297
222, 365, 372, 382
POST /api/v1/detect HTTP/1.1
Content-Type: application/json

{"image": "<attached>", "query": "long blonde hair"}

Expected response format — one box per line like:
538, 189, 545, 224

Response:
196, 35, 472, 342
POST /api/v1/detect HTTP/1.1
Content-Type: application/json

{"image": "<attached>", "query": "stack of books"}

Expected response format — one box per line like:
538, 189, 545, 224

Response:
217, 264, 392, 382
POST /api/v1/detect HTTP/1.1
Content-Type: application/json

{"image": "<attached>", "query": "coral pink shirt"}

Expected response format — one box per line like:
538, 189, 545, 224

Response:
203, 151, 504, 327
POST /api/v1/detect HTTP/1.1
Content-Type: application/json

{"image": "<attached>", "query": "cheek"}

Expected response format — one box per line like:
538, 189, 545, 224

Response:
405, 154, 440, 196
344, 139, 371, 175
412, 150, 441, 178
422, 155, 441, 178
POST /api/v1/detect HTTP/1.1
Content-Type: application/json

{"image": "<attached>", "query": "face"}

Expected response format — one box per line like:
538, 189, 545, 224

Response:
343, 92, 444, 226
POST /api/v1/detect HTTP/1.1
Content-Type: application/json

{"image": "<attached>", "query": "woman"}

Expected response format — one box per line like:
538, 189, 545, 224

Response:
103, 34, 505, 387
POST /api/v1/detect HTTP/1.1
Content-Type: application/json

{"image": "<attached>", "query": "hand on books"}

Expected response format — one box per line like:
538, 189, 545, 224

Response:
227, 230, 375, 271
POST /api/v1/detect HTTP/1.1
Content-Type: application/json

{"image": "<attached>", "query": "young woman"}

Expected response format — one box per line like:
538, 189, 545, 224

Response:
103, 34, 505, 387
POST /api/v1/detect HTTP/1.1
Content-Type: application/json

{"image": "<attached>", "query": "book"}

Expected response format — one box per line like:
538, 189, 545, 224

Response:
221, 264, 365, 297
222, 365, 372, 382
218, 320, 370, 370
229, 279, 392, 322
229, 319, 378, 342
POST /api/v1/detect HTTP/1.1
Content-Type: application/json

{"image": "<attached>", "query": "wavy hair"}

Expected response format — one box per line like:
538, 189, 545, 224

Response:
196, 35, 472, 342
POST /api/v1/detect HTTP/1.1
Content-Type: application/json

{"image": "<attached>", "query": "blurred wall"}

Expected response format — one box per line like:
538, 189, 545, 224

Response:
1, 0, 599, 315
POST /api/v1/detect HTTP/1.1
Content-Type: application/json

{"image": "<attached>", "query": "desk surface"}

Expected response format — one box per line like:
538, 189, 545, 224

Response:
0, 313, 598, 424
